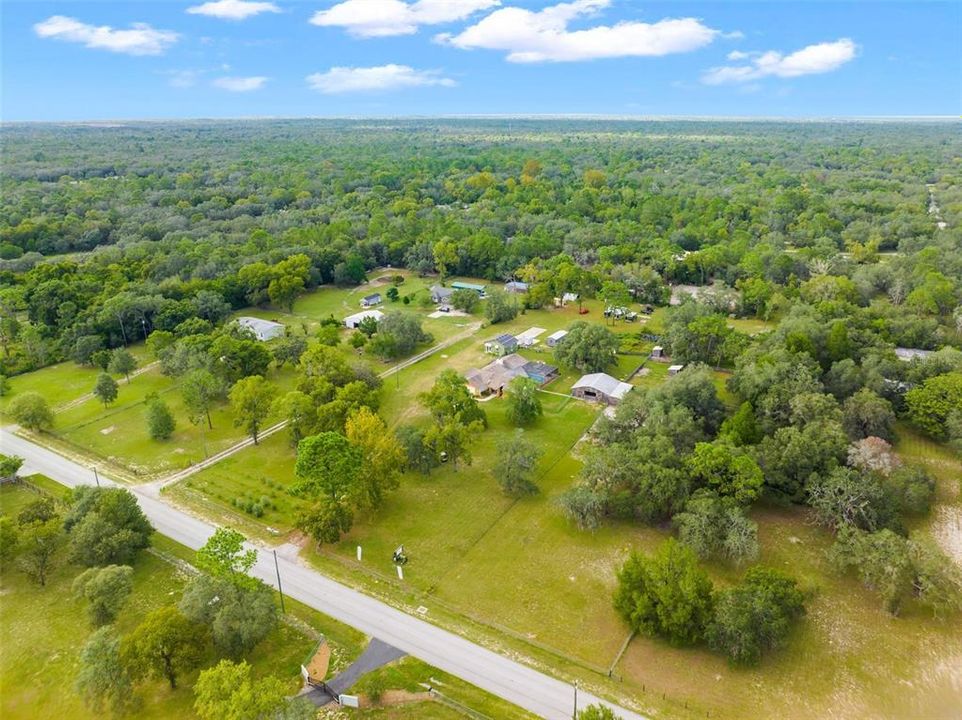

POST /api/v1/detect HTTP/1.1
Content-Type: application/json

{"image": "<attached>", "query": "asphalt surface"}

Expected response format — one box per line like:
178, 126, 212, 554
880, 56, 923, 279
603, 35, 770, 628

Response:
1, 427, 647, 720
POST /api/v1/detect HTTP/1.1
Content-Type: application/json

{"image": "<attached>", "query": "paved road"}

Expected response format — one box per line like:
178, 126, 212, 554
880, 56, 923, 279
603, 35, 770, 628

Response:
1, 427, 646, 720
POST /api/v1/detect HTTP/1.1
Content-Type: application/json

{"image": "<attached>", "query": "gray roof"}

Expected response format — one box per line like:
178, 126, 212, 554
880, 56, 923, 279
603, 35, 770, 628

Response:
489, 333, 517, 345
572, 373, 633, 400
500, 353, 528, 370
362, 293, 381, 302
236, 316, 283, 333
431, 285, 454, 298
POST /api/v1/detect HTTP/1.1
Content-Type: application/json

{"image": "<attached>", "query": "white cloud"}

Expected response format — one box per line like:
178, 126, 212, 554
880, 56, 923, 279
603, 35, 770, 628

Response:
306, 64, 456, 93
187, 0, 281, 20
34, 15, 179, 55
310, 0, 499, 38
437, 0, 718, 63
726, 50, 749, 61
703, 38, 857, 85
212, 76, 269, 91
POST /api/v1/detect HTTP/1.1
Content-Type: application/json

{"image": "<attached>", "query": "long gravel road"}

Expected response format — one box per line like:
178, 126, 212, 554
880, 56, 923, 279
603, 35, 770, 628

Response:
1, 427, 646, 720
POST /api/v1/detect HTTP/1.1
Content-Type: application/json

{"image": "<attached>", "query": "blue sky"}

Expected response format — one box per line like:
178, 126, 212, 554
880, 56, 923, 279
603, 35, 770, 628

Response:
2, 0, 959, 121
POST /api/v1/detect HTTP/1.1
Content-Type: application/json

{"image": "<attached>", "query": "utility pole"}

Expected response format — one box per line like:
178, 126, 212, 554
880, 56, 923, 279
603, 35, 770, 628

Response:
93, 466, 100, 487
273, 550, 286, 614
573, 681, 578, 719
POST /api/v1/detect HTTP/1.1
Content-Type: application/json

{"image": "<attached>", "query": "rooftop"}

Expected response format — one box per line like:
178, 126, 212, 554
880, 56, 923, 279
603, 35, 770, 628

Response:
572, 372, 633, 400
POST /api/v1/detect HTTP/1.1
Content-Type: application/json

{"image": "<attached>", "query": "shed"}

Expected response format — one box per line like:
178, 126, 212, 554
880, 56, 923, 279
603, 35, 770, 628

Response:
430, 285, 454, 303
546, 330, 568, 347
360, 293, 382, 308
505, 281, 529, 294
484, 334, 518, 356
344, 309, 384, 329
651, 345, 664, 359
451, 281, 487, 297
571, 373, 633, 405
235, 316, 284, 342
667, 364, 685, 376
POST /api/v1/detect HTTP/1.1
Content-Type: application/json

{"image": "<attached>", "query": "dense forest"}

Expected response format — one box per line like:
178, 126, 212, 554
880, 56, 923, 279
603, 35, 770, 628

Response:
1, 119, 960, 376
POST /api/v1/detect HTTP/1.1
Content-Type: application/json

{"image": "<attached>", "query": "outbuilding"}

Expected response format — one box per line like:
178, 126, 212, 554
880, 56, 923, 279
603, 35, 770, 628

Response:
505, 281, 529, 294
344, 309, 384, 329
360, 293, 382, 308
667, 364, 685, 376
451, 281, 487, 297
235, 316, 284, 342
546, 329, 568, 347
571, 373, 633, 405
522, 360, 559, 386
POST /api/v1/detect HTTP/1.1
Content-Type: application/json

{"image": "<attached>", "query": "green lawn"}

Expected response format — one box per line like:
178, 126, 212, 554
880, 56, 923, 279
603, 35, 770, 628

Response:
0, 344, 152, 420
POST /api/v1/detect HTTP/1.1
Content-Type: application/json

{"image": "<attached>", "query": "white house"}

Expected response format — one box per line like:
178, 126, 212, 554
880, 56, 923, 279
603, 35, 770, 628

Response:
344, 310, 384, 329
235, 316, 284, 342
360, 293, 382, 308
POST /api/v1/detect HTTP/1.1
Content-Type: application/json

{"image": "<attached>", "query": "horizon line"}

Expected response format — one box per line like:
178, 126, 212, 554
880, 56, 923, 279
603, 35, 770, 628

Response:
2, 113, 960, 125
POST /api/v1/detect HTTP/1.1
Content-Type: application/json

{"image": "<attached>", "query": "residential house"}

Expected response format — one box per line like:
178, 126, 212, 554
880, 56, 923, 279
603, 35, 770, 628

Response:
430, 285, 454, 303
464, 354, 529, 397
344, 309, 384, 329
235, 316, 284, 342
571, 373, 633, 405
484, 333, 518, 356
360, 293, 382, 308
894, 347, 934, 362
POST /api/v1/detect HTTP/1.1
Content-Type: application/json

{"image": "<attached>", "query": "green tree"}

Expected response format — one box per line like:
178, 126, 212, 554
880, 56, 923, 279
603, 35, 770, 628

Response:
268, 274, 304, 311
17, 516, 64, 586
396, 425, 440, 475
194, 660, 305, 720
484, 288, 519, 324
719, 401, 762, 446
108, 348, 137, 383
707, 567, 806, 665
179, 574, 277, 657
419, 369, 488, 428
296, 500, 354, 546
450, 288, 479, 313
9, 391, 54, 431
229, 375, 273, 445
558, 484, 607, 530
432, 239, 459, 282
553, 321, 619, 373
0, 516, 19, 567
614, 539, 714, 646
686, 442, 763, 505
368, 310, 431, 359
673, 491, 759, 565
345, 407, 404, 510
424, 417, 483, 470
182, 369, 222, 430
76, 627, 135, 716
505, 376, 543, 427
195, 528, 257, 588
842, 389, 896, 441
73, 564, 134, 626
17, 496, 57, 526
65, 486, 153, 567
494, 434, 542, 496
93, 372, 118, 408
123, 606, 206, 689
0, 452, 24, 479
905, 372, 962, 439
145, 396, 175, 440
292, 432, 363, 504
